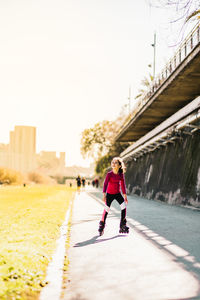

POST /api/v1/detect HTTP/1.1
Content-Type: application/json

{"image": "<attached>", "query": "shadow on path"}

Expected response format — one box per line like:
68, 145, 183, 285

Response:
73, 234, 127, 248
72, 214, 117, 226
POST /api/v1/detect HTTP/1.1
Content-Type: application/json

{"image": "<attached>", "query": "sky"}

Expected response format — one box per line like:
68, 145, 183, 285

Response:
0, 0, 195, 167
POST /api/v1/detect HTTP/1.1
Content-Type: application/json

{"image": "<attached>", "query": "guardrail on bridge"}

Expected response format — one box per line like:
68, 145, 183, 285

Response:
122, 21, 200, 130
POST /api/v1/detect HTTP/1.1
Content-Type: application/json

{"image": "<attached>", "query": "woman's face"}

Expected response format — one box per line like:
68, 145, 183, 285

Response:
111, 158, 120, 171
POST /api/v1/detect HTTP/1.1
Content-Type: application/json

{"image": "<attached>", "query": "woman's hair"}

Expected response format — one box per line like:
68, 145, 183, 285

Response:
113, 157, 126, 174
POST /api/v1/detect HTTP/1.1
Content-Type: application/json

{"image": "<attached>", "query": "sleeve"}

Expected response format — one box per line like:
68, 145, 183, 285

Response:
120, 173, 127, 194
103, 173, 110, 193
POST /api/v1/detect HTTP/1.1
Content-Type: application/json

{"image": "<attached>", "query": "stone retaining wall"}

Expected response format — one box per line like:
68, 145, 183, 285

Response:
125, 130, 200, 207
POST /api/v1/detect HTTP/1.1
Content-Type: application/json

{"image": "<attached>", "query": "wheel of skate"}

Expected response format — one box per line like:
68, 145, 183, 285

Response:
99, 229, 104, 236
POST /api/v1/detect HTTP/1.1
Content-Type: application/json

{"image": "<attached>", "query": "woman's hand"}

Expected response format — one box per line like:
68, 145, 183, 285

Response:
103, 193, 106, 203
124, 194, 128, 205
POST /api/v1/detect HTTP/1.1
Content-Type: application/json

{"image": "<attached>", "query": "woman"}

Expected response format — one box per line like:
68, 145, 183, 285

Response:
98, 157, 129, 236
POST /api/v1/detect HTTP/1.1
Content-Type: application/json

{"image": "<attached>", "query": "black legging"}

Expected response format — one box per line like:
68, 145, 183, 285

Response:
101, 193, 126, 223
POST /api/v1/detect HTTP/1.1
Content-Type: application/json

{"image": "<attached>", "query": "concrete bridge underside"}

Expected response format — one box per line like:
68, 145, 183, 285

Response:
116, 43, 200, 142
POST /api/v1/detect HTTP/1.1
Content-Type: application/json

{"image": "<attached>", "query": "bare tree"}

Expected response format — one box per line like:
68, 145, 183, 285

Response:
147, 0, 200, 45
148, 0, 200, 23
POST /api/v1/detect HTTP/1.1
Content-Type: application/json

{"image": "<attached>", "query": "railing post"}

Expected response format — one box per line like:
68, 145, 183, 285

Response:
191, 34, 193, 50
174, 56, 176, 68
179, 49, 181, 63
169, 61, 172, 73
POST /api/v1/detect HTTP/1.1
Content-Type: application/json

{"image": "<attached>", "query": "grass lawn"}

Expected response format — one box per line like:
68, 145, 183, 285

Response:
0, 185, 75, 300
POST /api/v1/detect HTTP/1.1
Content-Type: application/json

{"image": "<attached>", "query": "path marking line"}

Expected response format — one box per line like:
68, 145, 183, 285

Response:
39, 198, 73, 300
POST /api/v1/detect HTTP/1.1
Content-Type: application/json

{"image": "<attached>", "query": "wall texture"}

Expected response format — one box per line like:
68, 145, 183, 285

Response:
125, 130, 200, 208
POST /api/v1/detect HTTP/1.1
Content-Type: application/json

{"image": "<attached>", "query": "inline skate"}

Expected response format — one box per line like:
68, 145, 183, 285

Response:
119, 219, 129, 234
98, 221, 105, 236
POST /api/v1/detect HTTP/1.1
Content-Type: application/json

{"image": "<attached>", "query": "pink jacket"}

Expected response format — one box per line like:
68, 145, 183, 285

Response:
103, 171, 126, 194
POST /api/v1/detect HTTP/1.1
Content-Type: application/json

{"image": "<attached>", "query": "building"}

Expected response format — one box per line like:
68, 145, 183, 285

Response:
0, 125, 66, 175
59, 152, 66, 173
0, 144, 9, 168
36, 151, 66, 174
9, 126, 36, 173
0, 126, 36, 173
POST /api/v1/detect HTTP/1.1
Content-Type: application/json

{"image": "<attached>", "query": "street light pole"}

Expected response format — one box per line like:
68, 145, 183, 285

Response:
151, 32, 156, 78
128, 85, 131, 114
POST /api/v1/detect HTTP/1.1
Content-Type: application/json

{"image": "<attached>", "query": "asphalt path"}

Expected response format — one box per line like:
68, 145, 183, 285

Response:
62, 189, 200, 300
91, 190, 200, 279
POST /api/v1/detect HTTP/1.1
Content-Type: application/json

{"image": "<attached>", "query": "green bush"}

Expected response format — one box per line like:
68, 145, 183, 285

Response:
95, 154, 112, 175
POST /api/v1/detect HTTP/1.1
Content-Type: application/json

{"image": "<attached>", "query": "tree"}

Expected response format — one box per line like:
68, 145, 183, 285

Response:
187, 7, 200, 21
80, 113, 131, 175
80, 120, 115, 160
135, 73, 154, 99
95, 154, 112, 175
148, 0, 200, 46
93, 141, 130, 175
149, 0, 200, 24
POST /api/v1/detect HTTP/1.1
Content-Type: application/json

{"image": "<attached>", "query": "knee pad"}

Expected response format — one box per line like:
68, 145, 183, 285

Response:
105, 205, 110, 213
120, 202, 126, 210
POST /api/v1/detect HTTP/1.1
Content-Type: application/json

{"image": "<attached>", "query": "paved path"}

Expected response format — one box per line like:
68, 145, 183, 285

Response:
90, 190, 200, 266
62, 190, 200, 300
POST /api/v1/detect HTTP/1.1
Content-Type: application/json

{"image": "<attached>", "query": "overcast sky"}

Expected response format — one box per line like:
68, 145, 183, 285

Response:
0, 0, 193, 166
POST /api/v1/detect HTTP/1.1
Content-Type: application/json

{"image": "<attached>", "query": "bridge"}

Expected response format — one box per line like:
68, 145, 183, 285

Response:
114, 22, 200, 208
115, 22, 200, 142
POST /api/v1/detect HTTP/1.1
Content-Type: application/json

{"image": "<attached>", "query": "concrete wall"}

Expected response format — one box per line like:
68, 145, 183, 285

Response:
125, 130, 200, 208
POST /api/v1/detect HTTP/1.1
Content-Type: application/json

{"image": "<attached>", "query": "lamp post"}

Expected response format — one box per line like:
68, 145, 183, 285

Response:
151, 32, 156, 79
128, 85, 131, 114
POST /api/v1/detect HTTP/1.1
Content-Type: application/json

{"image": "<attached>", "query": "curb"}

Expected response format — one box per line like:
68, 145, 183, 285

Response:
39, 197, 74, 300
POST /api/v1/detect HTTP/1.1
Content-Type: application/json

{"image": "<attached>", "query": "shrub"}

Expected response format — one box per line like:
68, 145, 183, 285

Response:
0, 168, 23, 185
28, 172, 53, 184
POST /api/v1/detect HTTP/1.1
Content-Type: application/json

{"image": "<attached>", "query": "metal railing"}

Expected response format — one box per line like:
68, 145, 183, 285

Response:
121, 21, 200, 131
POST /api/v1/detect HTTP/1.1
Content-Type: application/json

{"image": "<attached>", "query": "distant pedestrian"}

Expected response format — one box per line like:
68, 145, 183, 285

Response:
95, 178, 99, 188
82, 177, 86, 188
76, 175, 81, 191
98, 157, 129, 236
